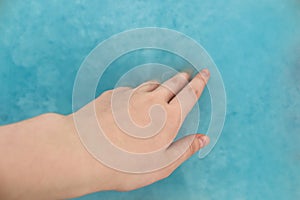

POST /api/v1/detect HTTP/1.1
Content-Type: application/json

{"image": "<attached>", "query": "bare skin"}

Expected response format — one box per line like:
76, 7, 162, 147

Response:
0, 69, 210, 199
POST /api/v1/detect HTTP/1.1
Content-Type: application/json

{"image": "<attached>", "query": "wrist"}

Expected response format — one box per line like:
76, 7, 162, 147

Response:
63, 113, 119, 196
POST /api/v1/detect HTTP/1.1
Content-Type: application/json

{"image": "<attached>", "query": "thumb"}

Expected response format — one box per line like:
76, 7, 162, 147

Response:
168, 134, 209, 161
163, 134, 209, 174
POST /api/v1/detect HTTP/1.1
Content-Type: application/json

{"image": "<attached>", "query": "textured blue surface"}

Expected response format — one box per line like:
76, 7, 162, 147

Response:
0, 0, 299, 199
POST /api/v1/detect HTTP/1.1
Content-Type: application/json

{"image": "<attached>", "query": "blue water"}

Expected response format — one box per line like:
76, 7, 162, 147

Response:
0, 0, 299, 199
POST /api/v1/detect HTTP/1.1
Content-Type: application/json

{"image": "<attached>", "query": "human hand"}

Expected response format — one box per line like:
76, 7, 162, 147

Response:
68, 68, 211, 194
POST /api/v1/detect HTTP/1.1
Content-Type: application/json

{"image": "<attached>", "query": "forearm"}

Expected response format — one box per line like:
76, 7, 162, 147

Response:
0, 113, 108, 199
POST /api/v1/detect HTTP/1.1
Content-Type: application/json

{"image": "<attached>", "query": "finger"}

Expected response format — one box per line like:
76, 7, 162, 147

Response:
170, 69, 210, 119
154, 134, 209, 181
154, 72, 190, 102
136, 80, 160, 92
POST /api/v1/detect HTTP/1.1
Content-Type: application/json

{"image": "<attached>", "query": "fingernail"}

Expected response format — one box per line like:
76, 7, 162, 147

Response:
200, 69, 210, 79
199, 136, 208, 147
198, 137, 203, 148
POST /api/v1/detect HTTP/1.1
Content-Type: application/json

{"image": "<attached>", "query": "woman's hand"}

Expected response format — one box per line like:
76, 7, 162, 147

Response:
0, 69, 210, 199
68, 68, 211, 193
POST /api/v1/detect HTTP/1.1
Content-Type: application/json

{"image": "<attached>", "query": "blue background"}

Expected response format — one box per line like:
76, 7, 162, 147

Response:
0, 0, 299, 199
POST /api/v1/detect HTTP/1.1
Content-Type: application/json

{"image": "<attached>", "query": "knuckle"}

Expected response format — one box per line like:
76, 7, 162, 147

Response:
186, 85, 194, 94
149, 80, 160, 85
196, 74, 207, 87
140, 80, 159, 88
146, 92, 166, 105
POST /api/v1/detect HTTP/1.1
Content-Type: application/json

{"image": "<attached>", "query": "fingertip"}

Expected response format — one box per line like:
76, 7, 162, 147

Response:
199, 68, 210, 80
181, 68, 194, 78
203, 135, 210, 146
180, 71, 191, 79
197, 134, 210, 147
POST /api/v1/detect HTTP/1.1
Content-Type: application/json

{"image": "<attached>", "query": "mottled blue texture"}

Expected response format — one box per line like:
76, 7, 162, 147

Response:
0, 0, 299, 199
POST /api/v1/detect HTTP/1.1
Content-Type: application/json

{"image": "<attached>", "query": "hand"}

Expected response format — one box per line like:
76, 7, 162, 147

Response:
69, 68, 211, 193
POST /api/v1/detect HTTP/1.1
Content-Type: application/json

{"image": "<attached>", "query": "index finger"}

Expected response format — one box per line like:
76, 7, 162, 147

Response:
169, 69, 210, 119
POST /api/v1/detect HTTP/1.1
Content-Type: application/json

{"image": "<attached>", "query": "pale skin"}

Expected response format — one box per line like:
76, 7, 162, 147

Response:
0, 69, 210, 199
